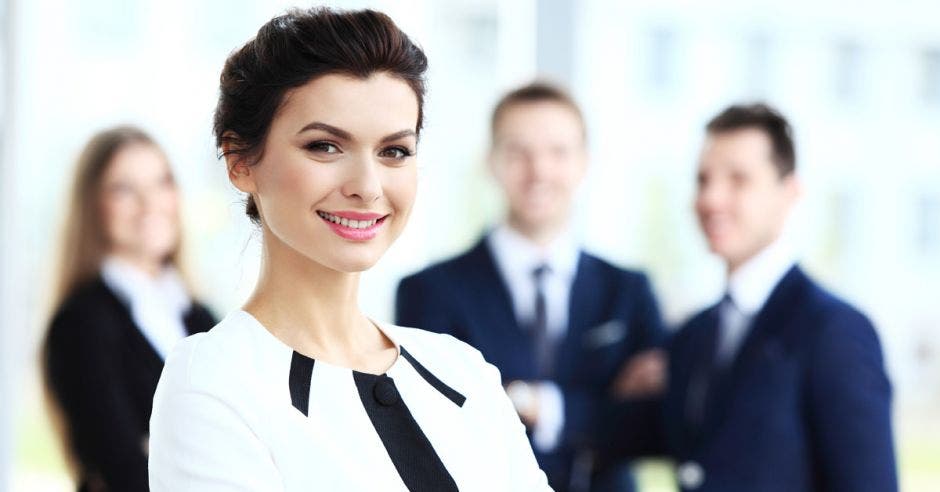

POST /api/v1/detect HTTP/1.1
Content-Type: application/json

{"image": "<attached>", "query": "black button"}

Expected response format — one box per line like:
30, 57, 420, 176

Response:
374, 378, 399, 406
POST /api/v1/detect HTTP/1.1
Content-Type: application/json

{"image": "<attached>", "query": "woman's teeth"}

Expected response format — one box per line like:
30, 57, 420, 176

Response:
317, 211, 380, 229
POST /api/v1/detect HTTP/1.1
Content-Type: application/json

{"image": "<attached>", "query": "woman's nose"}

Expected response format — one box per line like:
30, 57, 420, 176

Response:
341, 156, 383, 203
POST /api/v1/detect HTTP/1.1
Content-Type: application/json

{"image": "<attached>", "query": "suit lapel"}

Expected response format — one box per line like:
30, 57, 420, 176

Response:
726, 266, 806, 383
683, 306, 722, 447
698, 266, 808, 441
95, 278, 166, 369
566, 254, 599, 334
559, 254, 608, 376
467, 237, 519, 327
462, 237, 539, 375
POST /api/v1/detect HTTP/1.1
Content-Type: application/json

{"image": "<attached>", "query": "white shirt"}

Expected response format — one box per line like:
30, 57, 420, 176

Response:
487, 224, 580, 339
100, 256, 191, 359
149, 310, 550, 492
718, 235, 797, 365
487, 224, 579, 452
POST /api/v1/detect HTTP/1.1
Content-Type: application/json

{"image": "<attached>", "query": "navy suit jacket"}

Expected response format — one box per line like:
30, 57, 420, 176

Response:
395, 236, 664, 491
663, 266, 897, 492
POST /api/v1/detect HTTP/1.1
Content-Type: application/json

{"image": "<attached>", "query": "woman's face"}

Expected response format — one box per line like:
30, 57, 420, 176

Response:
99, 143, 180, 268
231, 72, 419, 273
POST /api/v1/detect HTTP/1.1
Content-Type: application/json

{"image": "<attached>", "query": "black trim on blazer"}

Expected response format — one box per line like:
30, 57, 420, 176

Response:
289, 351, 315, 416
353, 371, 459, 492
400, 347, 466, 407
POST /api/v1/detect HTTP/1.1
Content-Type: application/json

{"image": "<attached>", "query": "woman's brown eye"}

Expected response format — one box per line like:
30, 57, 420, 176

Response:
381, 146, 412, 159
306, 142, 340, 154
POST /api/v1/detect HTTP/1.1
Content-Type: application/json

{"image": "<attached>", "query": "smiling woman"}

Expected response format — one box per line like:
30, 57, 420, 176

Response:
227, 72, 419, 275
147, 7, 551, 491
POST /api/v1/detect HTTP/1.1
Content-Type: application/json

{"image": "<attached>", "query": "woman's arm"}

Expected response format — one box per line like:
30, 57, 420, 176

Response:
45, 310, 150, 491
474, 350, 553, 491
149, 383, 283, 491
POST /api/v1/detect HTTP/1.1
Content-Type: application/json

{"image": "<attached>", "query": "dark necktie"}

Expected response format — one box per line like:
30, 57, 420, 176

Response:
531, 264, 553, 378
686, 294, 733, 432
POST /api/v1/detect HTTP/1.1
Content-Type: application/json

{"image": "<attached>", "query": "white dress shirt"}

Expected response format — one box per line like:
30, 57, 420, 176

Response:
718, 235, 797, 365
100, 256, 191, 359
487, 224, 580, 452
149, 310, 551, 491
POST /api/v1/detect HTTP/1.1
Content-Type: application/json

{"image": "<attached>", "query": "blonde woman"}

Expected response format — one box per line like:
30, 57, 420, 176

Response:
43, 126, 216, 492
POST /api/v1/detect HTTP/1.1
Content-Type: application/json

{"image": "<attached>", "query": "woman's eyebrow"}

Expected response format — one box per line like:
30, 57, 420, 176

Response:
296, 123, 415, 144
381, 129, 417, 143
297, 121, 352, 140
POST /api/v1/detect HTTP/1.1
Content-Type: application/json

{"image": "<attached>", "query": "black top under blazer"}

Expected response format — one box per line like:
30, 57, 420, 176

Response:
44, 276, 215, 492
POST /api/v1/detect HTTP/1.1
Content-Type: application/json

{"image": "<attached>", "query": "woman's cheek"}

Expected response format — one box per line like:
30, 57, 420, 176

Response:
103, 198, 131, 234
387, 166, 418, 210
264, 163, 322, 217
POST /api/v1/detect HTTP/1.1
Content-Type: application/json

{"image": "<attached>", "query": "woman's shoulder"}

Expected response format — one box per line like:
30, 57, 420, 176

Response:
46, 278, 126, 346
383, 324, 498, 393
385, 325, 483, 365
157, 311, 261, 396
52, 277, 115, 318
183, 300, 218, 333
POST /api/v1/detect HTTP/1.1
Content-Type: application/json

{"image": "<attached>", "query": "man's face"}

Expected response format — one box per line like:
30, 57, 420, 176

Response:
695, 128, 798, 271
489, 101, 587, 235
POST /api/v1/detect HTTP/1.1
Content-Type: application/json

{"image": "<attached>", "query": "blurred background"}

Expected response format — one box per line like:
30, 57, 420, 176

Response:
1, 0, 938, 490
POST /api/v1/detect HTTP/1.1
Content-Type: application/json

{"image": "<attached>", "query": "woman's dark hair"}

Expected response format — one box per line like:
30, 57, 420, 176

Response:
706, 103, 796, 177
213, 7, 428, 224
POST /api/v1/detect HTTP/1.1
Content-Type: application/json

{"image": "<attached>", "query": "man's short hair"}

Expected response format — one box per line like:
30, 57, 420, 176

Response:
706, 103, 796, 177
490, 82, 586, 141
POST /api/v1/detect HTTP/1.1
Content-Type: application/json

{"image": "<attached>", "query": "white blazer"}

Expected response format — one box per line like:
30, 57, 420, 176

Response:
148, 310, 551, 491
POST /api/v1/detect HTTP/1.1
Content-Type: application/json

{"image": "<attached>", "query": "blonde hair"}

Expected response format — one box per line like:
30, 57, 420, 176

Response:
50, 125, 188, 308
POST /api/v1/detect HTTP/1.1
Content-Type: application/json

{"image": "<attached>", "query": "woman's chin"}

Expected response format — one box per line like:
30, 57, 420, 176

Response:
330, 261, 379, 274
322, 251, 385, 274
136, 235, 178, 259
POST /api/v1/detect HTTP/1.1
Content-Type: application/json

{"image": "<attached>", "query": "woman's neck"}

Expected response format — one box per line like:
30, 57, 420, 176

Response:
242, 230, 394, 371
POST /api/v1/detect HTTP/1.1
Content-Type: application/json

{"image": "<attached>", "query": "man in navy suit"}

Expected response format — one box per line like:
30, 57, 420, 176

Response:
661, 103, 897, 491
396, 83, 666, 492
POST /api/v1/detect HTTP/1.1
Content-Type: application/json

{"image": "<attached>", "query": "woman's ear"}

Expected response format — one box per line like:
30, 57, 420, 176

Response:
222, 137, 257, 194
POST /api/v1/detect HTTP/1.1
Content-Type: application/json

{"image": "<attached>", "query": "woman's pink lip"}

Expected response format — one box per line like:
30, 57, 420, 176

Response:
319, 214, 387, 241
320, 210, 386, 220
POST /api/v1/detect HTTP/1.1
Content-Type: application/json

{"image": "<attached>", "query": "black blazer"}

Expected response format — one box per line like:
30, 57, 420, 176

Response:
44, 276, 216, 492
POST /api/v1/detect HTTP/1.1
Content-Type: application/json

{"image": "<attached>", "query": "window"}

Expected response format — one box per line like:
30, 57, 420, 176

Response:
834, 40, 863, 103
917, 191, 940, 256
744, 31, 772, 98
648, 26, 677, 93
922, 48, 940, 106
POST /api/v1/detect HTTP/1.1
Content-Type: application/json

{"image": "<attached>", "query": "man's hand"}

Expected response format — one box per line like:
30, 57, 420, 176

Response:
610, 349, 667, 399
506, 380, 542, 427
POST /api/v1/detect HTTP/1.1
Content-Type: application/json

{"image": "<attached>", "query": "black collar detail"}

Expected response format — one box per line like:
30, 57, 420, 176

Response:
400, 346, 467, 407
288, 351, 315, 416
